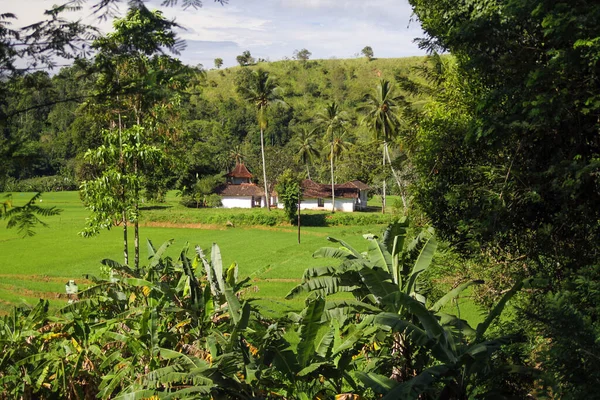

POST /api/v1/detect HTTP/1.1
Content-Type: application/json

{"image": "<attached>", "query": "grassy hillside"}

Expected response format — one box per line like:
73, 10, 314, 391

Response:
203, 56, 430, 119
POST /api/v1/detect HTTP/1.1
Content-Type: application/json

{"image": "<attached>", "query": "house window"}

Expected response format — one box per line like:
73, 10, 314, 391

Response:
317, 198, 324, 207
253, 196, 261, 207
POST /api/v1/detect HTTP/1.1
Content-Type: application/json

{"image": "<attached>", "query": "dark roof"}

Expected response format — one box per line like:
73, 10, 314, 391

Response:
300, 179, 360, 199
341, 180, 370, 191
226, 163, 253, 179
214, 183, 264, 197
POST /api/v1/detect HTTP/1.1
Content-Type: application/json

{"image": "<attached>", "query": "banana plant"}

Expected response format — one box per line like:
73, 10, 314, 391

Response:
286, 220, 441, 315
69, 241, 257, 399
266, 296, 378, 398
359, 278, 540, 399
286, 221, 531, 398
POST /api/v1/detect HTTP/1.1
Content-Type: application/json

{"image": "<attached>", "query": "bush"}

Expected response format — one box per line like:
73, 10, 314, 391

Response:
178, 195, 197, 208
205, 194, 222, 208
4, 175, 77, 192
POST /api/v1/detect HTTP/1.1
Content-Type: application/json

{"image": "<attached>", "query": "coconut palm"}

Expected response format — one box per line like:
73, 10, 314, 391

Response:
229, 144, 245, 166
330, 130, 353, 165
292, 126, 320, 180
359, 79, 404, 214
315, 101, 348, 213
237, 68, 285, 210
322, 131, 353, 199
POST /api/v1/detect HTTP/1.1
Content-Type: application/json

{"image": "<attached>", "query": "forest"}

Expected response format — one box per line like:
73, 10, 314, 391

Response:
0, 42, 426, 209
1, 0, 599, 398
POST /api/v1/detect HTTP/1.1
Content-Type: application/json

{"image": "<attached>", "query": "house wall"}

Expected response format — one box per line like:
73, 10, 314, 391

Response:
331, 199, 355, 212
276, 198, 355, 212
357, 190, 368, 210
221, 196, 254, 209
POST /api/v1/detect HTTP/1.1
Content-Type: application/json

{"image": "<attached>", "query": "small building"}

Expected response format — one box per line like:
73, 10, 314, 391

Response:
339, 180, 370, 210
276, 179, 370, 212
214, 163, 266, 208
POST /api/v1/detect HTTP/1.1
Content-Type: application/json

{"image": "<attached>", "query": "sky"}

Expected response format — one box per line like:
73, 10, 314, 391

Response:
6, 0, 427, 69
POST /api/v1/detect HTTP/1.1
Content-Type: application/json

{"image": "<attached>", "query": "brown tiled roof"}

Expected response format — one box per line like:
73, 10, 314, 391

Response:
300, 179, 359, 199
214, 183, 264, 197
339, 180, 370, 191
226, 163, 253, 179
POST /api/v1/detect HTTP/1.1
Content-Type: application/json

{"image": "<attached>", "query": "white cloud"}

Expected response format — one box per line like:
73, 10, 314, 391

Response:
4, 0, 426, 68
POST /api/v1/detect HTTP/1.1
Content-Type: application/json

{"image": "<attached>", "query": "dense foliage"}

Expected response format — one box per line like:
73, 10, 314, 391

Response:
3, 0, 600, 397
0, 55, 426, 200
407, 0, 600, 396
410, 0, 600, 272
0, 225, 532, 399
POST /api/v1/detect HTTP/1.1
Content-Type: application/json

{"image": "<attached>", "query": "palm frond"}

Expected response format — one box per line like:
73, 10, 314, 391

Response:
3, 193, 61, 237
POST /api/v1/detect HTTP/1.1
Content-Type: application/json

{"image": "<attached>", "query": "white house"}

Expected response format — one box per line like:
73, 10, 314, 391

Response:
276, 179, 370, 212
214, 163, 266, 208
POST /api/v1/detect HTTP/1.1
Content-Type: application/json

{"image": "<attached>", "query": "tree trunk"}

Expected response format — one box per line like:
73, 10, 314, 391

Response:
382, 141, 386, 214
306, 164, 311, 181
385, 144, 407, 213
260, 128, 270, 210
123, 211, 129, 266
134, 158, 139, 270
330, 141, 335, 213
134, 115, 140, 270
134, 219, 139, 269
118, 104, 128, 266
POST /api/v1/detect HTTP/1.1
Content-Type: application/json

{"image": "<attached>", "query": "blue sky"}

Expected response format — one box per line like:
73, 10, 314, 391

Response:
12, 0, 427, 68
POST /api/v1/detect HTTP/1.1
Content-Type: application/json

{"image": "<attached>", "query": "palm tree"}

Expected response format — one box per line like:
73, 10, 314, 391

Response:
229, 144, 245, 167
292, 127, 320, 180
237, 69, 285, 210
328, 130, 353, 185
315, 101, 348, 213
359, 79, 403, 214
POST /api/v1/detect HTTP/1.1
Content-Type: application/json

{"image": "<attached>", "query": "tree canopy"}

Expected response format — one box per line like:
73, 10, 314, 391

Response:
410, 0, 600, 271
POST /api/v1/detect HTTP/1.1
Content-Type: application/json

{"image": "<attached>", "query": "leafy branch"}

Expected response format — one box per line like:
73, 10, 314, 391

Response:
2, 192, 62, 237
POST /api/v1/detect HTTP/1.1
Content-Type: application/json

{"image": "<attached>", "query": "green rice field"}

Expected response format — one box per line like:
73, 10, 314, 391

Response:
0, 191, 394, 314
0, 191, 483, 324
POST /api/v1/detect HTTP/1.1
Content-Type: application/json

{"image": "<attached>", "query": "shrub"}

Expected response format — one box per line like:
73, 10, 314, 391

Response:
179, 195, 197, 208
205, 194, 222, 208
4, 175, 77, 192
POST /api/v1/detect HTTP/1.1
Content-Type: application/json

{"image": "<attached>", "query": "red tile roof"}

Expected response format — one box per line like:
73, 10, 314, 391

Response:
340, 180, 371, 191
214, 183, 264, 197
226, 163, 253, 179
299, 179, 369, 199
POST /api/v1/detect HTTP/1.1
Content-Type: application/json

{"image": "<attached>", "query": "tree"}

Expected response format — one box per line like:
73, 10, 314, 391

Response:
0, 0, 228, 77
361, 45, 374, 60
191, 174, 224, 207
236, 50, 254, 66
237, 68, 285, 210
359, 79, 404, 214
329, 130, 353, 182
214, 57, 223, 69
293, 48, 311, 62
409, 0, 600, 271
80, 6, 186, 268
409, 0, 600, 395
292, 126, 320, 180
275, 169, 301, 224
315, 102, 348, 213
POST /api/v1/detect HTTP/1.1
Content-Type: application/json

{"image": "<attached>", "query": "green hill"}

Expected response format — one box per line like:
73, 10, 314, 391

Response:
1, 56, 431, 194
203, 56, 428, 118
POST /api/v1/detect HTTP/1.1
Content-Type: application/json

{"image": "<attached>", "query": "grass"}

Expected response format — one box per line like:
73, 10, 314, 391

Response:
0, 191, 485, 326
0, 191, 391, 314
